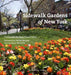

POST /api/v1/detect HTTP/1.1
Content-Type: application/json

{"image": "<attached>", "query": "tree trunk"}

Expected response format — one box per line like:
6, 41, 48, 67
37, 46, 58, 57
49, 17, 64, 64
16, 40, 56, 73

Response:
28, 7, 31, 28
0, 12, 2, 31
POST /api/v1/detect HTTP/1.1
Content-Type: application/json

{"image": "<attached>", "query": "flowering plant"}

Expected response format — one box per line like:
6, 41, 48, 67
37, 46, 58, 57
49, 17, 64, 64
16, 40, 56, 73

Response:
0, 38, 71, 75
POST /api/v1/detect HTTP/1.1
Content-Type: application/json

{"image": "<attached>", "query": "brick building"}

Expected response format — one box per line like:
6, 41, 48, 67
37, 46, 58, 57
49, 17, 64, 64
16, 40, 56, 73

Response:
32, 0, 55, 14
64, 2, 71, 18
55, 0, 71, 18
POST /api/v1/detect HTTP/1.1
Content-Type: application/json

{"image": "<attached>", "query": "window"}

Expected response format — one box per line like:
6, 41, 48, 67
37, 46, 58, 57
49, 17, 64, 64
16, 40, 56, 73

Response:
66, 8, 68, 11
63, 9, 64, 11
69, 7, 71, 10
66, 8, 68, 12
69, 13, 71, 16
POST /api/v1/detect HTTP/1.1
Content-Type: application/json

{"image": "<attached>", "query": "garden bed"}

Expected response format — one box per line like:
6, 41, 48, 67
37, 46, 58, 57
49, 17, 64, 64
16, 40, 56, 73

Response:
0, 37, 71, 75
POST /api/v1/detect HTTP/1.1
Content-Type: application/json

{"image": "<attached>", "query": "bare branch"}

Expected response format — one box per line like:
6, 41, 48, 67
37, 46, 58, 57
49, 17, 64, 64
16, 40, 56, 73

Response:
24, 0, 29, 7
24, 0, 44, 13
33, 0, 45, 12
30, 0, 33, 7
24, 0, 33, 7
0, 0, 19, 8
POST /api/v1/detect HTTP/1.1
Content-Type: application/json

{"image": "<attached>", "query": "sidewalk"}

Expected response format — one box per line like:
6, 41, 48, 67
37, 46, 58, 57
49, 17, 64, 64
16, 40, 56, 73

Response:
0, 28, 20, 35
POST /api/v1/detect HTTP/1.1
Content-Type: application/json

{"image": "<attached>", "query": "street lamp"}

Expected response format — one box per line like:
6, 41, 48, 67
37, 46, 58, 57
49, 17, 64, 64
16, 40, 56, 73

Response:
19, 9, 22, 31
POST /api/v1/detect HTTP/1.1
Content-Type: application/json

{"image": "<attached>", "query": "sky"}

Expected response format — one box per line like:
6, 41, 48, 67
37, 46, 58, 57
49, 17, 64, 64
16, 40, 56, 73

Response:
0, 0, 69, 17
1, 0, 37, 17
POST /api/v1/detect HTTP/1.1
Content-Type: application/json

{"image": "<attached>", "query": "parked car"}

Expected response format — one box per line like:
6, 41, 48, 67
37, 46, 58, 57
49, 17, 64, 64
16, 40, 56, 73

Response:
64, 22, 71, 31
58, 24, 65, 30
11, 22, 19, 28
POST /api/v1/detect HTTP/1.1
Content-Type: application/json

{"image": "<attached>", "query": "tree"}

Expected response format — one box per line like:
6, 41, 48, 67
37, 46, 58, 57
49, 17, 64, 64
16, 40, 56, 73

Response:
0, 0, 5, 30
23, 0, 55, 28
59, 0, 64, 2
23, 0, 45, 28
23, 0, 33, 28
55, 0, 67, 13
32, 0, 55, 13
0, 0, 19, 8
0, 12, 2, 30
24, 0, 33, 13
4, 8, 11, 27
0, 0, 19, 31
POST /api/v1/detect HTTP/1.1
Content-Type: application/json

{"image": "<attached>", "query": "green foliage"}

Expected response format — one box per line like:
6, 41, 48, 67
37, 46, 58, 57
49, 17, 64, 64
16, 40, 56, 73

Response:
1, 12, 18, 27
0, 28, 71, 48
66, 19, 71, 22
65, 19, 71, 26
58, 61, 65, 69
2, 17, 7, 22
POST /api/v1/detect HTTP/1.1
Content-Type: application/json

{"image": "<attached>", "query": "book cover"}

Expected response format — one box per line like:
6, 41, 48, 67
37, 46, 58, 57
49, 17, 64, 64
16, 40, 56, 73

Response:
0, 0, 71, 75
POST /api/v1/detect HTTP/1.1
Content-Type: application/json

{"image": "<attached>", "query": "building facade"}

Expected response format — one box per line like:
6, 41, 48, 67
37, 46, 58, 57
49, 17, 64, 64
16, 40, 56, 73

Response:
55, 0, 71, 18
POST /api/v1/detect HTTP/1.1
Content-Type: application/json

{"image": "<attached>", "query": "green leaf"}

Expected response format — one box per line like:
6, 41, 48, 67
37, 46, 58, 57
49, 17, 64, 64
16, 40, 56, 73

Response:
58, 62, 64, 69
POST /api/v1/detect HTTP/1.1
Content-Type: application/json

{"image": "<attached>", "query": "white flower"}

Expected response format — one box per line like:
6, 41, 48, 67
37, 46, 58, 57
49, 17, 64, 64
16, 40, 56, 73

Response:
10, 50, 14, 54
7, 51, 9, 54
28, 44, 31, 46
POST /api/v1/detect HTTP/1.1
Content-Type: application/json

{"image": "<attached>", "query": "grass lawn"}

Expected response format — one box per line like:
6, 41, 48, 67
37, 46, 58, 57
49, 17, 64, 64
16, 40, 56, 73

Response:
0, 28, 71, 48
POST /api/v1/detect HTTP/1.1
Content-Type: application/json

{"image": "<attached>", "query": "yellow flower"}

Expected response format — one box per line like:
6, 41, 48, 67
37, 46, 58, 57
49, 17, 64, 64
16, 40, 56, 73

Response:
54, 47, 57, 49
64, 52, 69, 56
18, 48, 22, 52
14, 73, 17, 75
58, 43, 61, 46
69, 72, 71, 75
5, 44, 8, 47
46, 50, 49, 51
13, 55, 16, 60
57, 39, 62, 42
65, 45, 68, 47
64, 41, 66, 43
39, 52, 42, 56
51, 45, 54, 47
23, 64, 29, 69
9, 56, 13, 59
50, 47, 53, 50
68, 65, 71, 67
68, 54, 71, 56
0, 66, 3, 71
67, 67, 71, 72
68, 40, 71, 43
48, 58, 52, 61
56, 51, 59, 54
38, 62, 42, 65
9, 55, 16, 60
35, 51, 38, 54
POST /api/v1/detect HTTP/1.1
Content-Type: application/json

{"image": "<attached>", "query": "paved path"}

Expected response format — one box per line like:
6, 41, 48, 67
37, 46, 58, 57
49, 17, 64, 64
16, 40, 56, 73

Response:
0, 28, 20, 35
